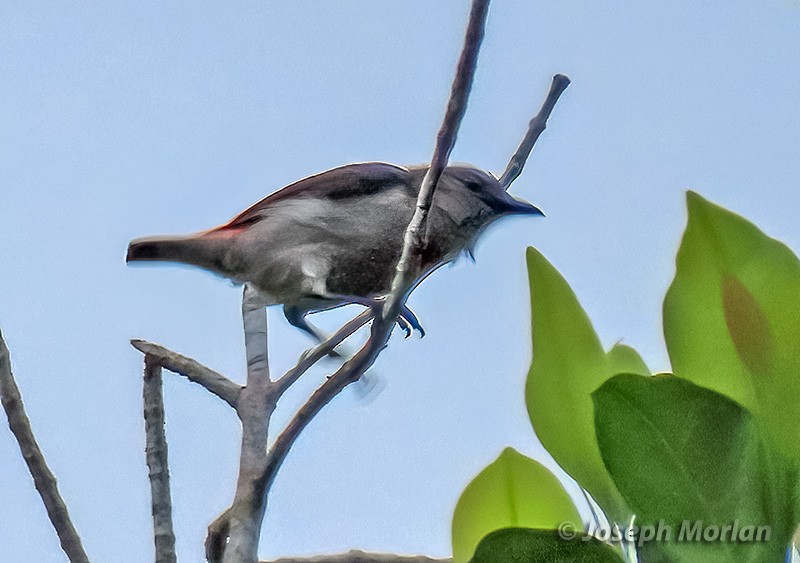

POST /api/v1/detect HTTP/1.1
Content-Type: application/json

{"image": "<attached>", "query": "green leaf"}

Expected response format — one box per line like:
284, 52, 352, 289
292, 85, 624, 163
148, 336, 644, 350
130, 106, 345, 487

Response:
525, 247, 648, 523
664, 191, 800, 459
606, 343, 650, 377
470, 528, 624, 563
594, 374, 794, 562
452, 448, 581, 563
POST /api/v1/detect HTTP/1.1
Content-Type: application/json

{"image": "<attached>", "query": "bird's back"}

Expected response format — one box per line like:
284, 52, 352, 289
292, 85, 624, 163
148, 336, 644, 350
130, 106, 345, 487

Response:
218, 162, 415, 232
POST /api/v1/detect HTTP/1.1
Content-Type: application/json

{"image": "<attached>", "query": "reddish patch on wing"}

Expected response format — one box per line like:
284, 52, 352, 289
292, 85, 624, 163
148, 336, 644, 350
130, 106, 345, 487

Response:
201, 223, 250, 238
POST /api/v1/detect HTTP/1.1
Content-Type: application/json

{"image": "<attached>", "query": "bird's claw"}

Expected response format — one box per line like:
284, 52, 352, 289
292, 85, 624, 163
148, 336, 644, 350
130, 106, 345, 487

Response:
396, 315, 413, 338
398, 304, 425, 338
367, 297, 425, 339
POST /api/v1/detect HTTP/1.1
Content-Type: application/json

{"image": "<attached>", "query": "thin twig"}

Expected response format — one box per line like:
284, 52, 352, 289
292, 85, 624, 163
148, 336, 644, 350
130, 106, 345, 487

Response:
263, 322, 389, 496
0, 329, 89, 563
274, 310, 373, 395
263, 552, 451, 563
132, 339, 242, 408
143, 355, 178, 563
498, 73, 570, 190
384, 0, 490, 320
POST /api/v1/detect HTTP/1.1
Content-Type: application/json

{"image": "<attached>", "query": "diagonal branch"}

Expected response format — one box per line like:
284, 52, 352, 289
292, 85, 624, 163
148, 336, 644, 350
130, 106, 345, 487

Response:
383, 0, 490, 320
143, 355, 178, 563
274, 310, 373, 396
0, 329, 89, 563
498, 73, 570, 190
262, 321, 390, 495
131, 339, 242, 408
262, 0, 491, 518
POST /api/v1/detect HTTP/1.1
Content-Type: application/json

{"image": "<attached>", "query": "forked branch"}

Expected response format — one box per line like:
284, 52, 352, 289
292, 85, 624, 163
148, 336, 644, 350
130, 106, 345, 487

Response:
132, 339, 242, 408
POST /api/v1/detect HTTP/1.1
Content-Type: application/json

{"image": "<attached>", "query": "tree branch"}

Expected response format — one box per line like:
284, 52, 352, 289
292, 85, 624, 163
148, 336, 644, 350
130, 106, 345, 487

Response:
131, 339, 242, 408
262, 321, 389, 497
143, 355, 178, 563
383, 0, 489, 319
274, 310, 373, 396
220, 285, 275, 563
261, 0, 491, 527
0, 329, 89, 563
263, 552, 451, 563
498, 73, 570, 190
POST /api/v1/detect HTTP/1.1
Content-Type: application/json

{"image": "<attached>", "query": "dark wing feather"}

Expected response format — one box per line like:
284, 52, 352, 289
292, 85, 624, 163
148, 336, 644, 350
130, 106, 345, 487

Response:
220, 162, 411, 229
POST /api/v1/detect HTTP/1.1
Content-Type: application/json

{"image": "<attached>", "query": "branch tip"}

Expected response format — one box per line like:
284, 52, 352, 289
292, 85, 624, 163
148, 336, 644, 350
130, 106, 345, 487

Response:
131, 340, 241, 408
499, 72, 570, 189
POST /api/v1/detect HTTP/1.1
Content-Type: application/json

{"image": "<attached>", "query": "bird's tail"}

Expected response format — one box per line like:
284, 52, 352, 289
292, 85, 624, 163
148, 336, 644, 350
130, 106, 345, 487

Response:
126, 232, 231, 274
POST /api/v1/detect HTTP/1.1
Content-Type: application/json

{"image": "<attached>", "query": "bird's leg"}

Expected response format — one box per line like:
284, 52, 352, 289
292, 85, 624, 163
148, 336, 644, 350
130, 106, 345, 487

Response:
285, 298, 424, 350
283, 305, 341, 357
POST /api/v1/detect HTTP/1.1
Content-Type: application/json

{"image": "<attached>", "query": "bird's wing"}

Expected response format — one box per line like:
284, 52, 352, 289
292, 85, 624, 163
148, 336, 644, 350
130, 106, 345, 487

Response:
219, 162, 412, 230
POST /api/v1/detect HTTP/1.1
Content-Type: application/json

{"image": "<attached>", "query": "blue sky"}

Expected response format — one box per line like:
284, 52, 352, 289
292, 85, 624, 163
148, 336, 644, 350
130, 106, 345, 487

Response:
2, 1, 800, 561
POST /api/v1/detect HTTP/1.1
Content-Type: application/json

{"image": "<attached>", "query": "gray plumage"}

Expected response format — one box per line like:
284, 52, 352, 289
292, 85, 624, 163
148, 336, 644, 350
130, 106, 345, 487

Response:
127, 162, 542, 337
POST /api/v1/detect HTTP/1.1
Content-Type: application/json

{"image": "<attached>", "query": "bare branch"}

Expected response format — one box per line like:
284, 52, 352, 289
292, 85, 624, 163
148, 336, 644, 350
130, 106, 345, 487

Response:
0, 329, 89, 563
131, 339, 242, 408
242, 285, 270, 383
143, 355, 178, 563
498, 73, 570, 190
383, 0, 490, 320
207, 309, 373, 560
263, 323, 387, 496
275, 310, 373, 395
263, 552, 451, 563
220, 285, 275, 563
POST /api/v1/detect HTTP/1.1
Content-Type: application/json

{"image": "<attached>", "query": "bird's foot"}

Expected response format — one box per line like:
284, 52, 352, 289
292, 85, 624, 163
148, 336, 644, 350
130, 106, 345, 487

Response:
349, 296, 426, 339
398, 304, 425, 339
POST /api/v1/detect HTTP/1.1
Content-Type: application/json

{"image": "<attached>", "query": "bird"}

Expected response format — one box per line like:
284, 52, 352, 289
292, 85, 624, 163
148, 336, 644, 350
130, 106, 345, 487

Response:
126, 161, 542, 341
